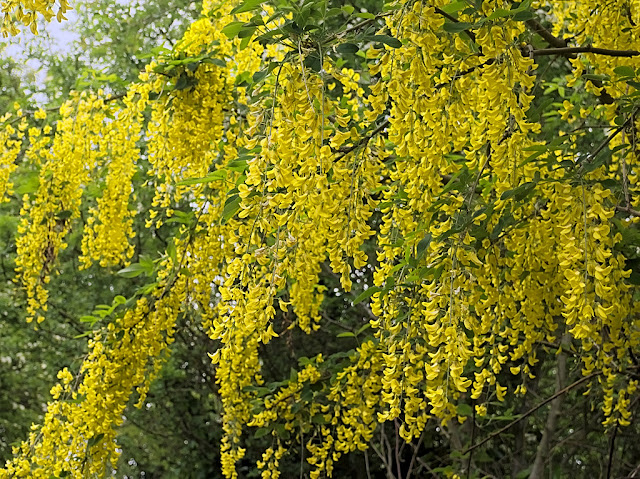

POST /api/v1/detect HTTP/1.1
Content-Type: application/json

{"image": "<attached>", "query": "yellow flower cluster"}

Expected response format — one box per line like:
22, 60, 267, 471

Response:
0, 0, 70, 36
2, 0, 640, 476
80, 87, 150, 269
16, 95, 110, 323
2, 265, 189, 477
0, 107, 27, 201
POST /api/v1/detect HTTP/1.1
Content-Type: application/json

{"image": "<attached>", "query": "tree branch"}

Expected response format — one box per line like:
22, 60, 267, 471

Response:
335, 118, 389, 159
532, 46, 640, 58
525, 18, 567, 48
523, 18, 616, 104
616, 206, 640, 217
530, 333, 569, 478
463, 372, 600, 455
607, 424, 618, 479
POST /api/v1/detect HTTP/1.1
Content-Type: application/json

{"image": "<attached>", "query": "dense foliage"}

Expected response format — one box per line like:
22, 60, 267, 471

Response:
2, 0, 640, 477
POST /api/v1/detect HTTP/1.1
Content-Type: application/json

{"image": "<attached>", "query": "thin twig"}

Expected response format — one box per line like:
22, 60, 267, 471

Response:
463, 372, 600, 455
577, 110, 639, 173
405, 430, 425, 479
330, 11, 393, 41
336, 118, 389, 159
300, 425, 305, 479
394, 419, 402, 479
607, 424, 618, 479
466, 400, 476, 479
616, 206, 640, 217
364, 448, 372, 479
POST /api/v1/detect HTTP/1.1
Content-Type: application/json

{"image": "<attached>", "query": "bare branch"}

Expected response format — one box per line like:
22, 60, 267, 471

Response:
616, 206, 640, 217
525, 19, 568, 48
463, 372, 600, 455
533, 46, 640, 58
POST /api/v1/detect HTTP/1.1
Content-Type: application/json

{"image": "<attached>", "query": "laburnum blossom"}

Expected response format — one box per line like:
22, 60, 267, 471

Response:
2, 0, 640, 477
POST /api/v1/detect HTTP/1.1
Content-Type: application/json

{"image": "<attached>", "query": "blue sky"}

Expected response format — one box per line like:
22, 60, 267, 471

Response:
2, 9, 80, 104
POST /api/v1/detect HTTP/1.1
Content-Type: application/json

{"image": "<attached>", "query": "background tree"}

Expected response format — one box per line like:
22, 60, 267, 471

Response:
1, 0, 640, 478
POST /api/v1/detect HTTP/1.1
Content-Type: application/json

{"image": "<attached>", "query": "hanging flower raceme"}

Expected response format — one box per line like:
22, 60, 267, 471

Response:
1, 0, 70, 36
2, 0, 640, 477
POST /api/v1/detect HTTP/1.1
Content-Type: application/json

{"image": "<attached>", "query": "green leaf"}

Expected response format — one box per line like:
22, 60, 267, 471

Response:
117, 263, 149, 278
416, 233, 432, 260
303, 52, 321, 72
342, 5, 355, 15
252, 69, 269, 83
231, 0, 263, 15
439, 167, 470, 196
254, 428, 270, 438
300, 385, 313, 402
312, 413, 328, 424
336, 43, 359, 54
500, 181, 535, 201
443, 21, 473, 33
275, 424, 290, 439
221, 22, 245, 38
614, 66, 635, 78
486, 8, 513, 19
227, 159, 249, 173
113, 295, 126, 306
167, 241, 177, 263
441, 1, 468, 14
221, 194, 242, 224
582, 73, 610, 82
456, 403, 473, 416
368, 34, 402, 48
86, 433, 105, 448
353, 286, 381, 305
490, 211, 515, 241
512, 9, 534, 21
356, 323, 371, 335
324, 7, 342, 19
165, 210, 195, 225
177, 170, 227, 186
175, 73, 197, 91
237, 25, 257, 39
56, 210, 73, 221
336, 332, 356, 338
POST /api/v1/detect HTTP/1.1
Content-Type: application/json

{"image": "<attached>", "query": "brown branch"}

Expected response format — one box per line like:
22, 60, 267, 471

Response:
338, 11, 393, 39
335, 118, 389, 159
462, 372, 600, 455
394, 419, 402, 479
406, 429, 425, 479
530, 333, 570, 478
523, 18, 617, 104
525, 19, 568, 48
577, 110, 639, 173
532, 46, 640, 58
607, 424, 618, 479
616, 206, 640, 217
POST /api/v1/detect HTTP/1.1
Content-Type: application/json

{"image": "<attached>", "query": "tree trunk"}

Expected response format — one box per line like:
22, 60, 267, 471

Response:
529, 335, 570, 478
